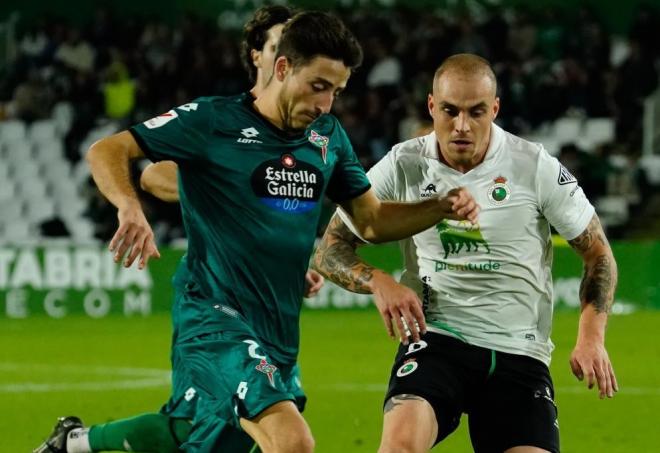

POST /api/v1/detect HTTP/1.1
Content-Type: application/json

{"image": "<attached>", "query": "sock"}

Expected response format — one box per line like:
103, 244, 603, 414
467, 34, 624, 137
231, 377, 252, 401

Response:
66, 428, 92, 453
88, 413, 192, 453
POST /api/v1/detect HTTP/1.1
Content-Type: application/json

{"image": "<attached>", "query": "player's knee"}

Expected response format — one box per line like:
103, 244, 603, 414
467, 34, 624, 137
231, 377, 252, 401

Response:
378, 431, 423, 453
270, 428, 315, 453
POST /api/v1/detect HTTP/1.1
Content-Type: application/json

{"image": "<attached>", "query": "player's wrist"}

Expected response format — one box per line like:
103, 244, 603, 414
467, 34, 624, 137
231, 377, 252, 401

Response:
116, 197, 143, 213
368, 269, 397, 293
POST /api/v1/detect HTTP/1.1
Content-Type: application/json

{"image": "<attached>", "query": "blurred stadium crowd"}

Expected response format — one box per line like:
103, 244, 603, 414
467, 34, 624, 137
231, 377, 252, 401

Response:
1, 3, 660, 244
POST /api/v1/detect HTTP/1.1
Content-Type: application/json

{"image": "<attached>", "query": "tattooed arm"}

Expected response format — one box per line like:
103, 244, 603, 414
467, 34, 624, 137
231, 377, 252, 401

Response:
313, 213, 426, 344
567, 213, 619, 398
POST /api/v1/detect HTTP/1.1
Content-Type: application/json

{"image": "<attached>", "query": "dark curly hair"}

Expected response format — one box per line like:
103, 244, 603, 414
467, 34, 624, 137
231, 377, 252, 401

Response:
276, 11, 363, 72
241, 5, 294, 83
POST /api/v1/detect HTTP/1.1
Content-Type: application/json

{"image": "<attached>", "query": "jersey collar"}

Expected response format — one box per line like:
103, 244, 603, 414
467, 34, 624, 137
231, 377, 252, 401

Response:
421, 122, 505, 169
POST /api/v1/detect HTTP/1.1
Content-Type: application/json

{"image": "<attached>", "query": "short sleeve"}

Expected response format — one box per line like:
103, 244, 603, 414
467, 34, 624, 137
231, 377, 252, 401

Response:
536, 146, 595, 240
366, 148, 398, 200
130, 98, 214, 163
325, 126, 371, 202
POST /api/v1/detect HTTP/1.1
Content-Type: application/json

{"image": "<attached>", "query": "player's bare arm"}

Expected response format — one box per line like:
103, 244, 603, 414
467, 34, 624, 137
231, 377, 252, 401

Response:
140, 161, 180, 202
87, 130, 160, 269
313, 214, 372, 293
339, 186, 479, 244
313, 213, 426, 344
567, 213, 618, 399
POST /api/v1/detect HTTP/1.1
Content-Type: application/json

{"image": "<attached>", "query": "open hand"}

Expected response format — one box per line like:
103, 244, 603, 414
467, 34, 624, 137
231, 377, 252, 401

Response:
109, 203, 160, 269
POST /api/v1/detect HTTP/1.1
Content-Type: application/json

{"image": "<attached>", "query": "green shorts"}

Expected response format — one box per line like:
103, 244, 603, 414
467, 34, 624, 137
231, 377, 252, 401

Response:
175, 317, 306, 452
161, 288, 198, 420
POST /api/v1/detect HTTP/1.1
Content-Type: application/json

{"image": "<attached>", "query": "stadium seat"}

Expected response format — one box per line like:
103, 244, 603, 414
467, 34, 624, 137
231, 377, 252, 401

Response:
25, 197, 57, 223
639, 155, 660, 185
33, 141, 66, 166
0, 199, 24, 219
0, 119, 27, 142
28, 119, 58, 143
56, 196, 87, 220
583, 118, 615, 146
42, 159, 71, 183
2, 219, 34, 242
11, 159, 41, 180
16, 178, 48, 200
595, 196, 629, 228
0, 160, 9, 180
52, 102, 74, 136
2, 141, 33, 162
552, 117, 583, 143
68, 218, 96, 241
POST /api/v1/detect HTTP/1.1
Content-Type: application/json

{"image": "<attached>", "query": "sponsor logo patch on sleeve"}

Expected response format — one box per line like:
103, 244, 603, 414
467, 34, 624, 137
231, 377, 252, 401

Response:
144, 110, 178, 129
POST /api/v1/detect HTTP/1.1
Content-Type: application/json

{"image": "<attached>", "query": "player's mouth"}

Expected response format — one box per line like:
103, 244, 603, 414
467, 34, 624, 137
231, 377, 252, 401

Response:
450, 139, 473, 150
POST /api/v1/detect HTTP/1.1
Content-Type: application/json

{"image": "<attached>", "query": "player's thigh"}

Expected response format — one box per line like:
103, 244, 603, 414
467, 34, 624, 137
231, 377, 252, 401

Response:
178, 331, 297, 451
240, 400, 314, 453
282, 363, 307, 412
468, 352, 559, 453
383, 332, 485, 446
379, 394, 437, 453
161, 343, 198, 419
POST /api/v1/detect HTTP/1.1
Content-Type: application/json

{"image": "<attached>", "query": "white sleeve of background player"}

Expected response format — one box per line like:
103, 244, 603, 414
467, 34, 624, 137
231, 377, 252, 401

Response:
334, 148, 400, 244
536, 145, 595, 240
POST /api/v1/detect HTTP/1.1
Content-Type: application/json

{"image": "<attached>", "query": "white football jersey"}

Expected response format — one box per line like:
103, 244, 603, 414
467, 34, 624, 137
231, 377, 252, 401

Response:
344, 124, 594, 365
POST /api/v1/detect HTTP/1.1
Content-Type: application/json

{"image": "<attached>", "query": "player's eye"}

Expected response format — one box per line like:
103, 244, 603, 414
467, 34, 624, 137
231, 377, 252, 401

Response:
311, 83, 325, 92
443, 107, 458, 117
471, 109, 485, 118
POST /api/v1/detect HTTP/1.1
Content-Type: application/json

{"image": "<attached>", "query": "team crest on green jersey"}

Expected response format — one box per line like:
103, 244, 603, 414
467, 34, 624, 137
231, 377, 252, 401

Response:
436, 220, 491, 259
487, 176, 510, 205
308, 130, 329, 163
256, 359, 278, 387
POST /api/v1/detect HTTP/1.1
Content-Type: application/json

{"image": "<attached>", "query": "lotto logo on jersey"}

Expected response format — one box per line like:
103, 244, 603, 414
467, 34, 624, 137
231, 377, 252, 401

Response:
143, 110, 178, 129
250, 157, 324, 214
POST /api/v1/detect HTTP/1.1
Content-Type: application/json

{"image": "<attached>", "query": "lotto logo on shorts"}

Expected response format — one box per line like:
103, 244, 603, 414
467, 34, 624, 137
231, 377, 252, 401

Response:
396, 359, 418, 377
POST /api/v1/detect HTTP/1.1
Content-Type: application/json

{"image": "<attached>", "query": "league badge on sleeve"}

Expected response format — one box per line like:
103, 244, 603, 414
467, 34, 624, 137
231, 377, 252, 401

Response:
144, 110, 178, 129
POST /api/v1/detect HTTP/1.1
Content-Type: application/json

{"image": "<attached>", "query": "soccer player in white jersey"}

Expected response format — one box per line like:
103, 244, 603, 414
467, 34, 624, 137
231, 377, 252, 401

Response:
313, 53, 618, 453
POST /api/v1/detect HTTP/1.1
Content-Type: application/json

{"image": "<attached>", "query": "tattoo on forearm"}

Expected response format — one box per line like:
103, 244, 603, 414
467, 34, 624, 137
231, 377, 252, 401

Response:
313, 215, 375, 294
568, 215, 606, 253
580, 255, 614, 314
568, 214, 617, 313
384, 394, 425, 414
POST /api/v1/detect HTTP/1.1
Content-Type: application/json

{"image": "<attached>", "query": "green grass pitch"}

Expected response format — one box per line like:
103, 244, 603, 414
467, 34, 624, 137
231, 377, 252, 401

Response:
2, 309, 660, 452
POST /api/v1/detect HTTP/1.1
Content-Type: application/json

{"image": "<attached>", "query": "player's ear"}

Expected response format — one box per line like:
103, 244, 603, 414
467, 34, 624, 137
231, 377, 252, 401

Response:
427, 93, 435, 118
274, 56, 290, 81
492, 97, 500, 120
251, 48, 262, 69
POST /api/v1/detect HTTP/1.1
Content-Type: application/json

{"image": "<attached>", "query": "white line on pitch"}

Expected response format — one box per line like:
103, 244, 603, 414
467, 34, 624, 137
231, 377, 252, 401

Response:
0, 378, 170, 393
314, 383, 660, 396
0, 362, 169, 377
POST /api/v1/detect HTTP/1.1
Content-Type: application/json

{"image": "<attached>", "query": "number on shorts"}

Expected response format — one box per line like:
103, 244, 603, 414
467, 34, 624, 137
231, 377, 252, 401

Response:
237, 381, 248, 400
243, 339, 266, 360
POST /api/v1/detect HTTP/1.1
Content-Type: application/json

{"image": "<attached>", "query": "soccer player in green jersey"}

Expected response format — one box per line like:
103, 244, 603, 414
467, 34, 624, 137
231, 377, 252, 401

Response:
34, 6, 317, 453
313, 54, 618, 453
41, 13, 479, 453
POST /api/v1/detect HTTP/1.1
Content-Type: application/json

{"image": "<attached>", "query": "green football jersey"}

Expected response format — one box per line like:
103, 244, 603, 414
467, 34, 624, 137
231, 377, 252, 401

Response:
130, 94, 370, 364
